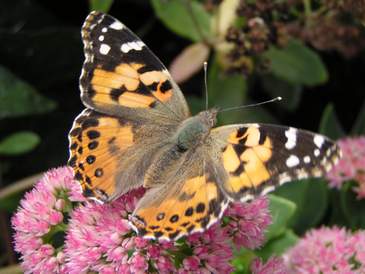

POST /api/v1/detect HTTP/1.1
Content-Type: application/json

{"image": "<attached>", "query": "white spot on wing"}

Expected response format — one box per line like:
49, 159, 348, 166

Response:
314, 135, 325, 148
98, 35, 104, 41
279, 173, 292, 185
285, 127, 297, 149
109, 21, 124, 30
296, 169, 308, 179
261, 185, 275, 196
303, 155, 311, 163
314, 149, 320, 157
102, 27, 107, 33
286, 155, 300, 167
240, 194, 254, 203
99, 44, 111, 55
120, 41, 145, 53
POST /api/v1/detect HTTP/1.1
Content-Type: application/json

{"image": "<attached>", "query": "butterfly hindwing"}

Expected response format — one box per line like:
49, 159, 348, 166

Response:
80, 11, 189, 122
130, 165, 228, 241
210, 124, 342, 202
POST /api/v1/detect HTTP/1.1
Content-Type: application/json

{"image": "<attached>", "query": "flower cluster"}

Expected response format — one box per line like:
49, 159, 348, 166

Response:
284, 226, 365, 273
12, 167, 273, 273
223, 0, 365, 73
251, 257, 288, 274
326, 136, 365, 199
12, 167, 85, 274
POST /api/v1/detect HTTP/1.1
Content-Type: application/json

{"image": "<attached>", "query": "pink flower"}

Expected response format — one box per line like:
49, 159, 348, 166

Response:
64, 188, 171, 274
12, 166, 85, 274
224, 197, 272, 249
64, 187, 235, 273
284, 227, 365, 273
327, 136, 365, 199
179, 226, 234, 273
251, 257, 288, 274
13, 166, 273, 273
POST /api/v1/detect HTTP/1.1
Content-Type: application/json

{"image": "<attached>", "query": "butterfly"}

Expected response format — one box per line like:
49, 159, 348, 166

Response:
68, 11, 341, 241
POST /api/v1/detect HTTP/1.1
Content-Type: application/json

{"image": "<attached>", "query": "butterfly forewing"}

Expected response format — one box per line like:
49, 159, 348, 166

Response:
80, 11, 190, 122
210, 124, 342, 202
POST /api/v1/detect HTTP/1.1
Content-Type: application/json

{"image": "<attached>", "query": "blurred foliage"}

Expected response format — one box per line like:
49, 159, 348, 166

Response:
264, 40, 328, 86
0, 132, 40, 156
1, 0, 365, 272
89, 0, 114, 13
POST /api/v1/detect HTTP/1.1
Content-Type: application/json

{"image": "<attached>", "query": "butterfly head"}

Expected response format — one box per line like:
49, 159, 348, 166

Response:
197, 108, 218, 128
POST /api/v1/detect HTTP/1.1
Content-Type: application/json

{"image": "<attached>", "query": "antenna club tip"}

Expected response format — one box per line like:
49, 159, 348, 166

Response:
277, 96, 282, 101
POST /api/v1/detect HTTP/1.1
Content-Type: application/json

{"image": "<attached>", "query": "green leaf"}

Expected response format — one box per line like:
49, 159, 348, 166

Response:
339, 181, 365, 229
0, 66, 56, 119
0, 132, 40, 155
351, 98, 365, 135
232, 248, 256, 274
89, 0, 114, 12
265, 194, 296, 241
328, 189, 349, 227
0, 193, 23, 213
319, 103, 345, 139
264, 40, 328, 86
151, 0, 211, 42
208, 56, 247, 124
261, 74, 302, 111
256, 230, 298, 260
274, 179, 329, 234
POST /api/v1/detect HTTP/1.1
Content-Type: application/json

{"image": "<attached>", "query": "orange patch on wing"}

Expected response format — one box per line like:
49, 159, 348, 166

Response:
228, 126, 261, 146
240, 149, 270, 186
133, 175, 222, 240
222, 145, 241, 173
119, 92, 155, 108
140, 71, 166, 85
222, 127, 274, 194
92, 68, 139, 91
140, 71, 173, 102
69, 113, 135, 201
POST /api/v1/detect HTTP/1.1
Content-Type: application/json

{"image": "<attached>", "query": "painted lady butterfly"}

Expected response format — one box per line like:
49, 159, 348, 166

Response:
68, 11, 341, 241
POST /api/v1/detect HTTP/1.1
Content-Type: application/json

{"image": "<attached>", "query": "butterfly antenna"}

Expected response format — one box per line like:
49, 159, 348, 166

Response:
219, 97, 282, 113
204, 61, 209, 110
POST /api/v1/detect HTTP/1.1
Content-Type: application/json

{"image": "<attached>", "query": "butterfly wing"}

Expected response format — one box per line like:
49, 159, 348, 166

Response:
209, 124, 342, 202
80, 11, 190, 123
68, 109, 172, 202
130, 154, 229, 241
70, 12, 192, 202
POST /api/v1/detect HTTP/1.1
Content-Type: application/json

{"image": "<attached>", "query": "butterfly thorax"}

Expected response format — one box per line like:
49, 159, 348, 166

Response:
176, 109, 218, 152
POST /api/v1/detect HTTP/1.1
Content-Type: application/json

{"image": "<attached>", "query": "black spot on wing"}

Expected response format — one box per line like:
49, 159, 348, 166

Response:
81, 118, 99, 129
168, 230, 181, 240
159, 80, 172, 93
110, 88, 123, 102
232, 163, 244, 177
236, 127, 247, 138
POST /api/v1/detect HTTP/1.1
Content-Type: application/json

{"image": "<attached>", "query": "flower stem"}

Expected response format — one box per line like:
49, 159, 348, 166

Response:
303, 0, 312, 18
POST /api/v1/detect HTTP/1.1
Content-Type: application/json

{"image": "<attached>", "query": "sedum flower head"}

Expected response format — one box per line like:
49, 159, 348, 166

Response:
284, 226, 365, 273
326, 136, 365, 199
224, 197, 272, 249
12, 167, 85, 274
251, 256, 289, 274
